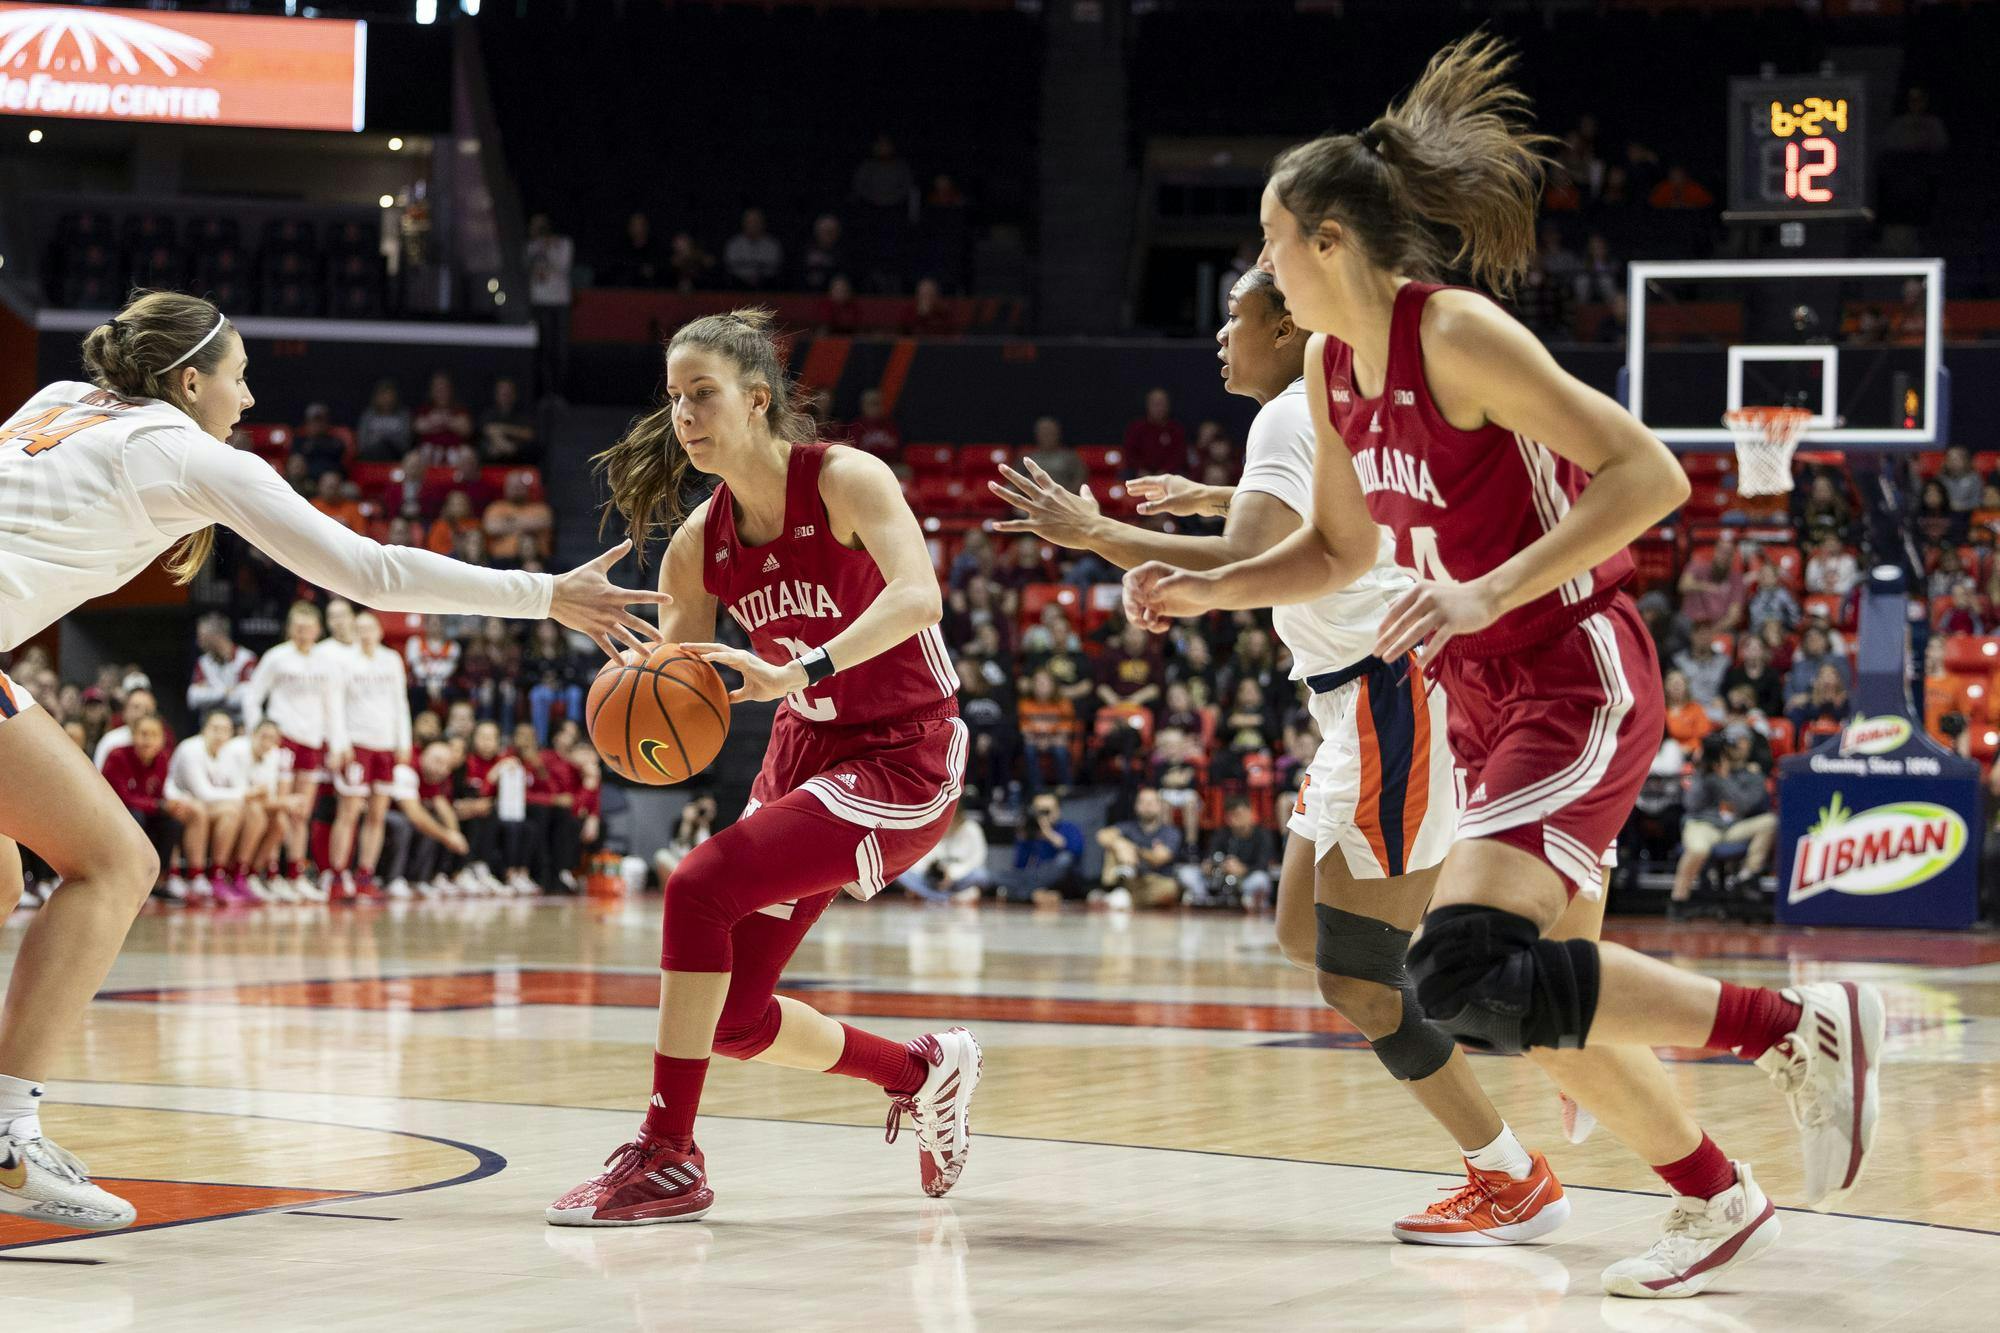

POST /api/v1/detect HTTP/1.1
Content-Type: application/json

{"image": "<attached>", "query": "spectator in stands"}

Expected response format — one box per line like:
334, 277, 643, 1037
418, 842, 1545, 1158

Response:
724, 207, 784, 290
1026, 415, 1086, 494
945, 577, 1014, 655
513, 721, 580, 892
1635, 588, 1691, 666
1575, 232, 1622, 305
1939, 446, 1983, 512
1785, 627, 1844, 707
1148, 726, 1204, 839
356, 378, 413, 462
1972, 483, 2000, 543
1016, 669, 1077, 795
458, 616, 522, 727
956, 658, 1017, 812
1673, 633, 1728, 714
605, 211, 663, 287
1019, 600, 1082, 668
1668, 732, 1777, 920
1124, 388, 1189, 478
1915, 480, 1965, 547
1221, 626, 1284, 706
1805, 533, 1860, 597
1937, 578, 1986, 635
1884, 86, 1949, 155
415, 372, 475, 457
188, 613, 256, 723
1156, 678, 1203, 737
1167, 633, 1218, 707
526, 213, 576, 395
427, 490, 480, 554
1746, 563, 1801, 632
654, 794, 717, 879
478, 378, 540, 466
903, 277, 956, 336
895, 808, 989, 905
1537, 223, 1584, 291
1677, 536, 1745, 632
484, 471, 554, 562
801, 214, 846, 292
852, 134, 916, 211
818, 274, 863, 335
847, 388, 901, 461
1511, 252, 1569, 338
666, 231, 714, 292
1648, 164, 1714, 209
94, 686, 160, 770
1096, 624, 1162, 711
311, 471, 368, 534
1219, 678, 1274, 763
294, 403, 345, 476
1800, 472, 1855, 538
995, 534, 1054, 591
1789, 662, 1853, 735
523, 620, 586, 744
1095, 787, 1184, 909
1719, 691, 1776, 772
1663, 669, 1713, 749
1930, 547, 1969, 600
284, 453, 314, 498
1722, 632, 1785, 719
1178, 796, 1278, 911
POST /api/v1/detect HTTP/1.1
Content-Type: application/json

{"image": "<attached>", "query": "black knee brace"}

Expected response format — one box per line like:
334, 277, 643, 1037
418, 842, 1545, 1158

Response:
1405, 904, 1600, 1055
1315, 904, 1454, 1082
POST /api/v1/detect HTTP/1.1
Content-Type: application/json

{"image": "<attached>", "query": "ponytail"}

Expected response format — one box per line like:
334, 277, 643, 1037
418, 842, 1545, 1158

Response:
80, 289, 236, 584
594, 307, 815, 563
1269, 31, 1554, 296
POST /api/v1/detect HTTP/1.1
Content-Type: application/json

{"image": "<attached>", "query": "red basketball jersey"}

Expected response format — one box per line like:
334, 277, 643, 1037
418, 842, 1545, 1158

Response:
703, 442, 960, 728
1322, 282, 1634, 653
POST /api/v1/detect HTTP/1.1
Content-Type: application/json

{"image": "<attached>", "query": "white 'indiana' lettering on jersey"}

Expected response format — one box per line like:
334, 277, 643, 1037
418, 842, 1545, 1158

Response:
1353, 446, 1447, 509
725, 579, 843, 635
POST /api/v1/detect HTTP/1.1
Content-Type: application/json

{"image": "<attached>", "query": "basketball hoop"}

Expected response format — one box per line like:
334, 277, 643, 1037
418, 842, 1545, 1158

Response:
1723, 406, 1811, 496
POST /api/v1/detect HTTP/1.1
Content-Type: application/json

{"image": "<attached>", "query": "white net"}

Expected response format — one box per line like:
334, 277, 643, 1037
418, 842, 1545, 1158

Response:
1723, 407, 1811, 496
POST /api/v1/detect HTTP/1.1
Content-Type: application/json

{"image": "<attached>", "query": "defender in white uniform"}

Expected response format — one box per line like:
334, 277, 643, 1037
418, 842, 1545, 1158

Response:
0, 292, 668, 1235
992, 267, 1567, 1247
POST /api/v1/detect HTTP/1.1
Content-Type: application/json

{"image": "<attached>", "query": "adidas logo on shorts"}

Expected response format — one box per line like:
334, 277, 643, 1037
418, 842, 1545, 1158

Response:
836, 774, 858, 788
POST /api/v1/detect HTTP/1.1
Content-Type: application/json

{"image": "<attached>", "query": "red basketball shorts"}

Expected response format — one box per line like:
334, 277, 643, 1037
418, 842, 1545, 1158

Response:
1440, 592, 1665, 900
333, 745, 399, 798
277, 735, 326, 782
747, 705, 968, 901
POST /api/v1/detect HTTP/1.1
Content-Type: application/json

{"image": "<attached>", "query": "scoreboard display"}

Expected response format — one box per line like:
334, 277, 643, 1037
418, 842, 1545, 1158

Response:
1727, 74, 1868, 218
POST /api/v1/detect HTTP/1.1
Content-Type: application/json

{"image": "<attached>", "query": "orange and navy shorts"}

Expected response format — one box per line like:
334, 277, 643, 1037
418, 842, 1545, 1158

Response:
0, 667, 35, 723
1288, 653, 1458, 880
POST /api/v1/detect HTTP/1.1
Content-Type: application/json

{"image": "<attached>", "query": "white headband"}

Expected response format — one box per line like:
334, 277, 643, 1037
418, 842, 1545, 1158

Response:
160, 314, 227, 371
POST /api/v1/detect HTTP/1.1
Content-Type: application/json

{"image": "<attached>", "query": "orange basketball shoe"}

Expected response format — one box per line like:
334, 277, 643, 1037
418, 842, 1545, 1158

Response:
544, 1133, 713, 1226
1393, 1152, 1571, 1246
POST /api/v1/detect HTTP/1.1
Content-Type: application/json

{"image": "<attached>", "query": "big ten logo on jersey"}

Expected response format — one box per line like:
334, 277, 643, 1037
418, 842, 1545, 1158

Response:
724, 579, 842, 636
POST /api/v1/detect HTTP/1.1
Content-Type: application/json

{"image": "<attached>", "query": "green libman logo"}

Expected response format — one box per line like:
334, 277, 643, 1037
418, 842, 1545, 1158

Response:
1839, 715, 1912, 756
1787, 793, 1967, 904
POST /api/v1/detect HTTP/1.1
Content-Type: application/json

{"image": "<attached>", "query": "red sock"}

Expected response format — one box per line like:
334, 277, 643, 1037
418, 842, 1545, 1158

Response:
1654, 1132, 1737, 1201
642, 1053, 708, 1151
829, 1024, 929, 1095
286, 859, 305, 880
1705, 983, 1803, 1061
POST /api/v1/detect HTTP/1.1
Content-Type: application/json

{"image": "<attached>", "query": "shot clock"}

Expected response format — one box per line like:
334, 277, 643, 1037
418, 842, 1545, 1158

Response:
1727, 74, 1869, 219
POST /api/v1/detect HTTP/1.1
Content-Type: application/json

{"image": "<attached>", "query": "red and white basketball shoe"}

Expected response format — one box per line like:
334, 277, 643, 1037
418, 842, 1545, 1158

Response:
1392, 1152, 1571, 1246
884, 1027, 982, 1198
544, 1133, 714, 1227
1757, 980, 1883, 1211
1559, 1092, 1598, 1145
1601, 1160, 1780, 1298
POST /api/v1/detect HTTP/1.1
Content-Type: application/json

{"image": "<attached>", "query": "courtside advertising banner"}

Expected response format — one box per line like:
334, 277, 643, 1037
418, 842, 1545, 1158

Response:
0, 3, 365, 132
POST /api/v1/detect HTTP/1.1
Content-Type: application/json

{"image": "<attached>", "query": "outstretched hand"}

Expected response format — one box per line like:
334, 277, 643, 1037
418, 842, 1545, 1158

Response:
990, 459, 1103, 548
1122, 561, 1215, 633
1126, 474, 1211, 517
680, 642, 805, 704
550, 540, 674, 662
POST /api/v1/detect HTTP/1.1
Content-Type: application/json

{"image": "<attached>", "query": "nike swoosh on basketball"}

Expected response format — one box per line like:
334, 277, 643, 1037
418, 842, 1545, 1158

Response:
1491, 1177, 1548, 1224
0, 1151, 25, 1190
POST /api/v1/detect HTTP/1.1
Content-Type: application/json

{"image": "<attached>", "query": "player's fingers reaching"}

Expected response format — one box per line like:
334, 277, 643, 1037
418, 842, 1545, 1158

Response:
988, 479, 1037, 513
996, 462, 1048, 497
1373, 588, 1437, 662
616, 610, 663, 643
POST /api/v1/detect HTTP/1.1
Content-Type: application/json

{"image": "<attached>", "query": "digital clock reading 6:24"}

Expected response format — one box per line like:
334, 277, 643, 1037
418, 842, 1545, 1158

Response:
1728, 74, 1869, 218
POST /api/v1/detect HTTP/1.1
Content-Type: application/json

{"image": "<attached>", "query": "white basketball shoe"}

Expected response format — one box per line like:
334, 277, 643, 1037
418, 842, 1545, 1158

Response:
1601, 1161, 1779, 1299
1757, 981, 1884, 1211
883, 1027, 982, 1198
0, 1132, 137, 1232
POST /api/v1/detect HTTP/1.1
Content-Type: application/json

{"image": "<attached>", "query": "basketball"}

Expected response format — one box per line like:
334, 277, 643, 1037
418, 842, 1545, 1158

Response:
586, 645, 731, 785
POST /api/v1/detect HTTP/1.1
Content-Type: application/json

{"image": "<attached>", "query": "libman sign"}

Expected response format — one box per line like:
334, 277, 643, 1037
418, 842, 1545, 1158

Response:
1787, 794, 1968, 905
0, 3, 365, 132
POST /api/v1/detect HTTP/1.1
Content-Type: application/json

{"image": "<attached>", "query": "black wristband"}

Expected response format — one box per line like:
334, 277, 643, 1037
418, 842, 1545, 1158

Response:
795, 646, 836, 685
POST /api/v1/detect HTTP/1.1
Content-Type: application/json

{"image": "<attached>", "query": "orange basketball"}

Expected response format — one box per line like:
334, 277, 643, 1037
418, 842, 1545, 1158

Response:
586, 644, 732, 786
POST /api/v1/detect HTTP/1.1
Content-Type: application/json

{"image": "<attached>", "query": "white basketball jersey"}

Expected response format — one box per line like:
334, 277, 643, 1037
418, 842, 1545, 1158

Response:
244, 642, 344, 751
0, 381, 553, 652
1235, 378, 1412, 676
341, 643, 412, 753
220, 734, 283, 798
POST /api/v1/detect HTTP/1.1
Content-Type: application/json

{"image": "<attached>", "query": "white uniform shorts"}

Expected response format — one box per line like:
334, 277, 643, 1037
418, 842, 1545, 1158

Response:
1287, 653, 1458, 880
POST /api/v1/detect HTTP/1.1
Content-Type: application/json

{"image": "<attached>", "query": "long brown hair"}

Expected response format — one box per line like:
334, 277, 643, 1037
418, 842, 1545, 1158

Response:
1268, 32, 1553, 296
79, 290, 237, 582
594, 308, 815, 561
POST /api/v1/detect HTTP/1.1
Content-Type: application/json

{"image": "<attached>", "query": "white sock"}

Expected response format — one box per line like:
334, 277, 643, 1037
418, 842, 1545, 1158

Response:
0, 1073, 46, 1142
1465, 1122, 1533, 1181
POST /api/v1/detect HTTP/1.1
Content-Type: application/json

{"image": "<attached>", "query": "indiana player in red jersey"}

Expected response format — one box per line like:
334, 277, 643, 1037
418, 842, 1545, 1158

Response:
548, 310, 978, 1226
1128, 36, 1882, 1298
